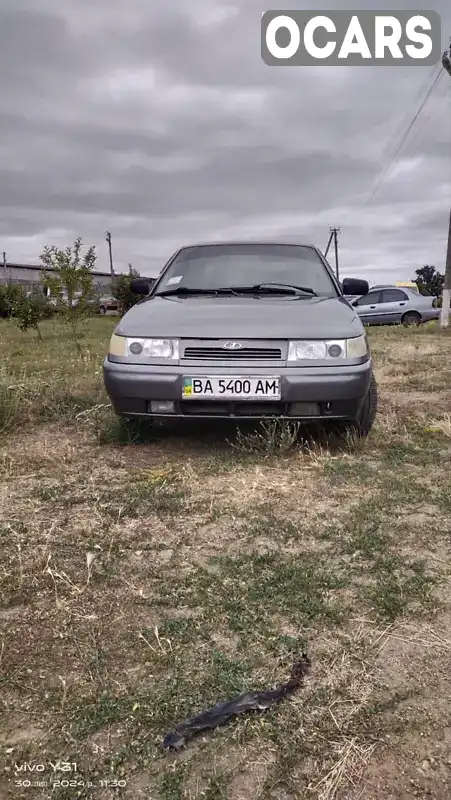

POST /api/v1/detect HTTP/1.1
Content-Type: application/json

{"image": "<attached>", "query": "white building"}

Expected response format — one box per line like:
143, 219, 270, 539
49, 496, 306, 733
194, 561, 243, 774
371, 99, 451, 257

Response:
0, 262, 115, 293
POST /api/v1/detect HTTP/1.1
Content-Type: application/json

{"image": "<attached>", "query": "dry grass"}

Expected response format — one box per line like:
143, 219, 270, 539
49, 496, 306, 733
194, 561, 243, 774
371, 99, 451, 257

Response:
1, 318, 451, 799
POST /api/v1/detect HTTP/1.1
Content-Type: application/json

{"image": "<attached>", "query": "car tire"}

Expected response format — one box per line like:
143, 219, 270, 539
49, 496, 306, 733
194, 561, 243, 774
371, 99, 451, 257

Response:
337, 372, 377, 440
356, 372, 378, 436
99, 305, 107, 315
401, 310, 421, 327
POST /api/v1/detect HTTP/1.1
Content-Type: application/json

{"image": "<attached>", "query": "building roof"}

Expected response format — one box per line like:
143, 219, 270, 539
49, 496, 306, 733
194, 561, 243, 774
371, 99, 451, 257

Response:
4, 262, 114, 278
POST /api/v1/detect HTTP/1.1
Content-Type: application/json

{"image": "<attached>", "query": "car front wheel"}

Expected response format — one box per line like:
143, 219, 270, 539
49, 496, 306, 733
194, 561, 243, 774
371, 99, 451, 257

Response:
337, 372, 378, 440
356, 372, 378, 436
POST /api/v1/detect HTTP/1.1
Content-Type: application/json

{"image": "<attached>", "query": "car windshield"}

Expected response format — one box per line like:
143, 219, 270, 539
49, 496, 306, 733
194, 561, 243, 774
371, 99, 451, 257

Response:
155, 244, 338, 297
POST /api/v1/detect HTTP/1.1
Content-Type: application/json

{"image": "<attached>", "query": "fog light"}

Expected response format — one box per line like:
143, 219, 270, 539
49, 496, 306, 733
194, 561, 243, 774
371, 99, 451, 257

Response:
327, 344, 342, 358
150, 401, 175, 413
129, 341, 143, 355
289, 402, 319, 416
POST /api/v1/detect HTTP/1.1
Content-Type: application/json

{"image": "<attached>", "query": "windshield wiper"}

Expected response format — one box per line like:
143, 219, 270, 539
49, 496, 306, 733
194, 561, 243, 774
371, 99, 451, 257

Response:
155, 286, 232, 297
155, 283, 317, 298
214, 283, 317, 296
253, 282, 317, 296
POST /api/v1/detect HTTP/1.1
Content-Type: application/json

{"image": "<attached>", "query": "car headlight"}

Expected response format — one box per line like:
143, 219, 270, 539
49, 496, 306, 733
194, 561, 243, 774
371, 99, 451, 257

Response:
108, 334, 179, 360
287, 334, 368, 361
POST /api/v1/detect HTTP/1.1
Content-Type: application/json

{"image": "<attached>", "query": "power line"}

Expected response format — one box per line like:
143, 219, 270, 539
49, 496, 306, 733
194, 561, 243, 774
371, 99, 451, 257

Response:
364, 67, 444, 205
387, 74, 449, 168
407, 91, 451, 164
365, 68, 444, 204
381, 62, 441, 163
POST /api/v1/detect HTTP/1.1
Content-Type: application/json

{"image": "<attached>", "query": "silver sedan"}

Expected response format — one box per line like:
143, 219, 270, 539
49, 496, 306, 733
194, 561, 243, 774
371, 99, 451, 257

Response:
350, 285, 439, 326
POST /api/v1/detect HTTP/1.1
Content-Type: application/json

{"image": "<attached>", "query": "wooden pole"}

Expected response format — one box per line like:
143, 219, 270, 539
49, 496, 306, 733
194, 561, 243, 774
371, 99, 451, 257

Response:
439, 210, 451, 328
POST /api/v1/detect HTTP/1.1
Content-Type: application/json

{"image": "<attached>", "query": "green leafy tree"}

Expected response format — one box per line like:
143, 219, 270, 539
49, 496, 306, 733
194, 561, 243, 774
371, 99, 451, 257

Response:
0, 283, 25, 318
413, 265, 444, 298
12, 288, 53, 341
41, 237, 97, 352
0, 283, 12, 317
112, 265, 143, 314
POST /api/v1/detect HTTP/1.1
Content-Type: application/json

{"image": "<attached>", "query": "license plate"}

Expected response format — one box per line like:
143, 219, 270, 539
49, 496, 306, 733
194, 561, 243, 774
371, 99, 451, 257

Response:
182, 376, 281, 399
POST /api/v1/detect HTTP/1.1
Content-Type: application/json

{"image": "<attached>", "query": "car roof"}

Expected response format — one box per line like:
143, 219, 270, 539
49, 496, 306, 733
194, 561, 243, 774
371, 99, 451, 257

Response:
177, 241, 320, 250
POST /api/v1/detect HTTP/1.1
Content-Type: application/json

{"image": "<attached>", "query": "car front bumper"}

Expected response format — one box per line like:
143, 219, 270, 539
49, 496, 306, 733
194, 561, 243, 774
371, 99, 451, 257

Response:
103, 358, 373, 420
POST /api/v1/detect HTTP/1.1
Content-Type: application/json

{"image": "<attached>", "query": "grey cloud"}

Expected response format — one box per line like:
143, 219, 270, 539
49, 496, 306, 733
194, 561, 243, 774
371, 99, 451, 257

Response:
0, 0, 450, 280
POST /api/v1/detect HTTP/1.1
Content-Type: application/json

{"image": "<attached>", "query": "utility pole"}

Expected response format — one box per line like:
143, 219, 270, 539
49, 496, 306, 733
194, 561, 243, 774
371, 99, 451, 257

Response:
324, 230, 334, 259
440, 210, 451, 328
442, 37, 451, 76
106, 232, 114, 277
2, 251, 7, 283
332, 227, 340, 281
325, 227, 340, 280
439, 39, 451, 328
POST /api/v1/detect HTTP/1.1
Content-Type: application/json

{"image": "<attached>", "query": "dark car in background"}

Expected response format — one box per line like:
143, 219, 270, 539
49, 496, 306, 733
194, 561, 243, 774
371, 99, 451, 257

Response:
103, 241, 378, 436
99, 296, 119, 315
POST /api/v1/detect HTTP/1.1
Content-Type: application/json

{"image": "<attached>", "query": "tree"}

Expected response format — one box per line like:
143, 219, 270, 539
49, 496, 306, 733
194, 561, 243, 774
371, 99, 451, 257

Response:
41, 237, 97, 352
11, 287, 53, 341
112, 266, 143, 314
0, 283, 25, 318
413, 265, 444, 298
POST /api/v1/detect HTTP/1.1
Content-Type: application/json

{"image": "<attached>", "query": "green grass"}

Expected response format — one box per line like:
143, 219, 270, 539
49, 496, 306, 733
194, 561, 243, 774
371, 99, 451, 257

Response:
1, 317, 451, 799
368, 559, 437, 621
0, 315, 115, 435
159, 764, 187, 800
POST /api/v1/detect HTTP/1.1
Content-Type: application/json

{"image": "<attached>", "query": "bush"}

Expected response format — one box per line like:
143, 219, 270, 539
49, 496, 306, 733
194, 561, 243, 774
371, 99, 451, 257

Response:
41, 237, 98, 353
413, 265, 444, 298
112, 268, 143, 314
0, 284, 8, 317
12, 289, 54, 340
0, 283, 26, 318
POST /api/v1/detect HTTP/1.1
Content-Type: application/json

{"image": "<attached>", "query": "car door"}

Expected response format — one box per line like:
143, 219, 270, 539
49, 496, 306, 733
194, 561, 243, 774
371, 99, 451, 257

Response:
378, 288, 409, 324
352, 290, 382, 325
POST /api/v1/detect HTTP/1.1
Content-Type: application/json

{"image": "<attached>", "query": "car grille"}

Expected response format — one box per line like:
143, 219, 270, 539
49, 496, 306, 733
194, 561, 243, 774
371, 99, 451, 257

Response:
180, 401, 286, 416
183, 346, 282, 360
178, 401, 324, 417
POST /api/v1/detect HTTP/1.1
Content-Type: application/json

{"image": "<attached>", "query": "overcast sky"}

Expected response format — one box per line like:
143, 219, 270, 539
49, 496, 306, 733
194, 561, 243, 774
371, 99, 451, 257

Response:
0, 0, 450, 283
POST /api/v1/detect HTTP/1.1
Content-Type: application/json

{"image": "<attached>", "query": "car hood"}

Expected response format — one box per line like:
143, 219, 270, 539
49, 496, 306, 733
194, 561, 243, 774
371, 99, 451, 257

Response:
117, 295, 364, 339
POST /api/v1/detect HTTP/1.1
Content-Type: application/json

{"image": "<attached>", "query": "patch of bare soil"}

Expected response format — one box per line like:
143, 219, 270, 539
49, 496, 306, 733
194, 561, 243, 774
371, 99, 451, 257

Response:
387, 390, 451, 411
348, 617, 451, 800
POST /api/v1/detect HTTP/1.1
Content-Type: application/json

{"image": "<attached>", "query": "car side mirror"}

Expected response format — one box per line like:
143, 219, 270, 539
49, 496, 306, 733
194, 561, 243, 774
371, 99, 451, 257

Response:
342, 278, 369, 296
130, 278, 152, 294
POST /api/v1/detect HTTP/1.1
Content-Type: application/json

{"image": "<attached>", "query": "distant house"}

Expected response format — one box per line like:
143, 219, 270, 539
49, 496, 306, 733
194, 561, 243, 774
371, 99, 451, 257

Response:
0, 262, 115, 294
